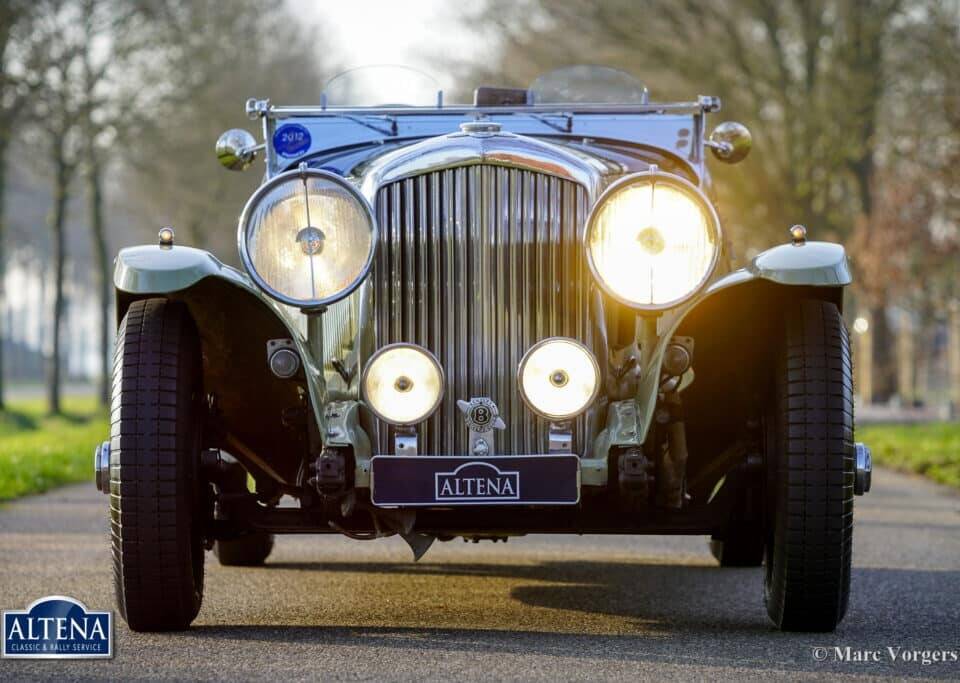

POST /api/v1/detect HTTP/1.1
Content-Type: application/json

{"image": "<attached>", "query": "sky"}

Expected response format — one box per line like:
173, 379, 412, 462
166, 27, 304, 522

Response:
292, 0, 486, 91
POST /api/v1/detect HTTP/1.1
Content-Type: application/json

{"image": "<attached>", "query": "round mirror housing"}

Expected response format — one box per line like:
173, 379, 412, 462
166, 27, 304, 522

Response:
216, 128, 258, 171
708, 121, 752, 164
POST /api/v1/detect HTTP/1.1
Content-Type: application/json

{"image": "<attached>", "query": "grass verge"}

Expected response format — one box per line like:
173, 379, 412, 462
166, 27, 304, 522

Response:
0, 397, 108, 501
0, 396, 955, 500
858, 422, 960, 490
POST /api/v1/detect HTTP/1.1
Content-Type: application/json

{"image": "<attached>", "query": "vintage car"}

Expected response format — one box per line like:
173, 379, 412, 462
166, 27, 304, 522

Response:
95, 65, 872, 633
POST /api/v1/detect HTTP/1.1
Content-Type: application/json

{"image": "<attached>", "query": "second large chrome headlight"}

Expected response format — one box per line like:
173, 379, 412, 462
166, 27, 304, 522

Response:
239, 168, 376, 308
585, 171, 720, 310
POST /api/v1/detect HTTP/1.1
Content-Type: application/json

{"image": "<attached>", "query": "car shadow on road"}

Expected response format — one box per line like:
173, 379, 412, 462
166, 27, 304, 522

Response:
189, 560, 959, 676
261, 558, 770, 630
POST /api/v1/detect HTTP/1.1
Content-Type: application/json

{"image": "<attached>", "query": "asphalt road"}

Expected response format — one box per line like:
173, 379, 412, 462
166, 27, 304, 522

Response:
1, 468, 957, 682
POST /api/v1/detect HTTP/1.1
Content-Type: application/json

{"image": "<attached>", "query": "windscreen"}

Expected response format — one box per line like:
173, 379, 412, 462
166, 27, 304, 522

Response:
322, 65, 441, 107
529, 65, 648, 105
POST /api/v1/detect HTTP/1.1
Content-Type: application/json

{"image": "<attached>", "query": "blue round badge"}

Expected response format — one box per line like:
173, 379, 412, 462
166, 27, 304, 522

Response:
273, 124, 311, 158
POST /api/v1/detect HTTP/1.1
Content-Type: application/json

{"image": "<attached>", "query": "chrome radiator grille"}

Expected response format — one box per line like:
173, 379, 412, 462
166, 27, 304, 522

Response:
372, 165, 591, 455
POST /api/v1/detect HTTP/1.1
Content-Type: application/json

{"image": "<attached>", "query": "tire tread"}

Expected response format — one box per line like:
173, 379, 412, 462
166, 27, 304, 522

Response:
766, 300, 854, 632
110, 298, 204, 631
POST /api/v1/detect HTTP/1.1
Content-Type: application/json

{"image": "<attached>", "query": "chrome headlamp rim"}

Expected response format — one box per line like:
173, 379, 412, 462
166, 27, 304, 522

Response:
583, 170, 722, 311
237, 166, 378, 309
360, 342, 446, 426
517, 336, 601, 421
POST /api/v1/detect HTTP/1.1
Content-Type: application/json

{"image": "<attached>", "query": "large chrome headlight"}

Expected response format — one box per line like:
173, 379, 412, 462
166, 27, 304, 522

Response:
585, 171, 720, 310
238, 167, 376, 308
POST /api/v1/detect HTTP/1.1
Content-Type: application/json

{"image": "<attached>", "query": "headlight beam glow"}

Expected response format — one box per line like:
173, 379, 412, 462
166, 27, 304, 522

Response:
585, 172, 720, 310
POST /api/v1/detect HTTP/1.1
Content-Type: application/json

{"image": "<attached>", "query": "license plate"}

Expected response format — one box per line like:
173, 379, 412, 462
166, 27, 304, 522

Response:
370, 455, 580, 507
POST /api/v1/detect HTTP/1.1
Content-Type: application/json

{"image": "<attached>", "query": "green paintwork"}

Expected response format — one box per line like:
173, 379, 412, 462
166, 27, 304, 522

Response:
113, 244, 247, 294
589, 240, 851, 480
586, 399, 642, 486
322, 400, 372, 486
114, 244, 336, 442
631, 239, 852, 447
745, 240, 852, 286
115, 237, 851, 490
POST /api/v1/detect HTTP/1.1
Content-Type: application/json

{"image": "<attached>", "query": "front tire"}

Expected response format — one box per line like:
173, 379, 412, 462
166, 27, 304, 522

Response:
764, 300, 854, 632
110, 299, 206, 631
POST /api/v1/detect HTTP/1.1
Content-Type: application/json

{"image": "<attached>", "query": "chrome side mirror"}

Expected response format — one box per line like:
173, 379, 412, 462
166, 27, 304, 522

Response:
216, 128, 259, 171
708, 121, 752, 164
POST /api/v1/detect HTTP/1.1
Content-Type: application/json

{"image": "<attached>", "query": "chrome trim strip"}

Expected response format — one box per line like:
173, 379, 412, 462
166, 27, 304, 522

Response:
360, 130, 607, 202
257, 101, 719, 119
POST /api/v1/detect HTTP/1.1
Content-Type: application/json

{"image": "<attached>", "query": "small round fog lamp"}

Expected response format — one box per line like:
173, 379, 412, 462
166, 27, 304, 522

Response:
518, 338, 600, 420
362, 344, 444, 425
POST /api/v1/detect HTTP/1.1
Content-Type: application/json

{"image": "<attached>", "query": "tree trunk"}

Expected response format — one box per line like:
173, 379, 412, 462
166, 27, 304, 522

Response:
949, 301, 960, 420
869, 303, 895, 404
47, 155, 70, 416
87, 157, 110, 406
0, 135, 7, 411
896, 309, 915, 406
